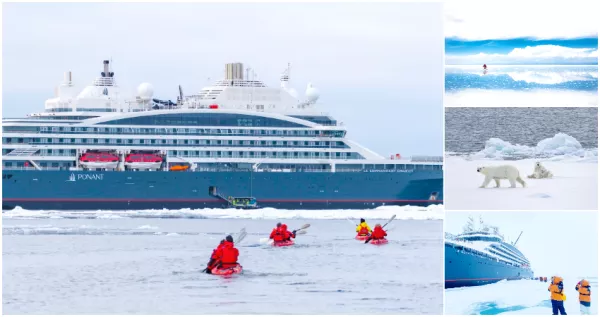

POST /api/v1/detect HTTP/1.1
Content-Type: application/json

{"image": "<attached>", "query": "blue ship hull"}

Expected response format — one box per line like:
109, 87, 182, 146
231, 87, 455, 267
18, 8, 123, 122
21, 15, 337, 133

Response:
445, 243, 533, 288
2, 169, 443, 210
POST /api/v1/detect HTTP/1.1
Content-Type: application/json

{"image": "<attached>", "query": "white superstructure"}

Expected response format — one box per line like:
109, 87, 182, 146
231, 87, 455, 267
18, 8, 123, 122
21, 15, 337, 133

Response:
2, 60, 443, 173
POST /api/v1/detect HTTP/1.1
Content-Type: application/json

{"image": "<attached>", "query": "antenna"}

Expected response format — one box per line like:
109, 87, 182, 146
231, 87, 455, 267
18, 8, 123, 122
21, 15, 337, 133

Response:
513, 231, 523, 246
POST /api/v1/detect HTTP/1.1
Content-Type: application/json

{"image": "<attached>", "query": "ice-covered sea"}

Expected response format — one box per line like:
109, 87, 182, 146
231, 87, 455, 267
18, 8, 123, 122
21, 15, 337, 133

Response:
2, 206, 443, 314
445, 65, 598, 107
446, 278, 599, 315
445, 107, 598, 210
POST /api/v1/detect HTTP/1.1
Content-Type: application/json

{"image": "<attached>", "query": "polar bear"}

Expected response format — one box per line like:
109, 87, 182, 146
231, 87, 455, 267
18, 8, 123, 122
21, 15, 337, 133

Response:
477, 165, 526, 188
527, 161, 553, 179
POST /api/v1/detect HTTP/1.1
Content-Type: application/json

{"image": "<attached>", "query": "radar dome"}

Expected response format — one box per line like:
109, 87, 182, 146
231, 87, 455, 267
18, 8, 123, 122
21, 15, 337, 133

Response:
305, 83, 320, 102
288, 88, 299, 99
137, 83, 154, 100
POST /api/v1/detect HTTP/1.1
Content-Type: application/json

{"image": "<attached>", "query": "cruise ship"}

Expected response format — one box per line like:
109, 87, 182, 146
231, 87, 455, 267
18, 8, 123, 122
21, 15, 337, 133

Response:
445, 217, 534, 288
2, 60, 443, 210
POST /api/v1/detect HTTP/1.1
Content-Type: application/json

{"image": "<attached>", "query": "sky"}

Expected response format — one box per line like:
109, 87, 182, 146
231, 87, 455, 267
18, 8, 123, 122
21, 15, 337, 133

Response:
444, 0, 599, 65
446, 211, 599, 278
1, 2, 443, 156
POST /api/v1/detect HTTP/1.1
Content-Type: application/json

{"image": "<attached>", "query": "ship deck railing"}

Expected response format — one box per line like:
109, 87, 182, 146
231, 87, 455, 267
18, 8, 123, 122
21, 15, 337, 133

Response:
3, 167, 68, 171
446, 241, 526, 269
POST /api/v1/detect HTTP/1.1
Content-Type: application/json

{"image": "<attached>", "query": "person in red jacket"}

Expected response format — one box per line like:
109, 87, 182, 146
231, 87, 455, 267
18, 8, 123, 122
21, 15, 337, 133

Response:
269, 222, 283, 241
370, 224, 387, 240
205, 239, 225, 273
281, 224, 296, 241
207, 235, 239, 273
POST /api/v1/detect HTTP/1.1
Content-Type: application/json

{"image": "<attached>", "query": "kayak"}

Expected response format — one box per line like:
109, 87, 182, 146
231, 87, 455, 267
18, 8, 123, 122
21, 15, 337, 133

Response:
211, 264, 243, 276
369, 238, 388, 245
355, 235, 370, 241
273, 240, 295, 247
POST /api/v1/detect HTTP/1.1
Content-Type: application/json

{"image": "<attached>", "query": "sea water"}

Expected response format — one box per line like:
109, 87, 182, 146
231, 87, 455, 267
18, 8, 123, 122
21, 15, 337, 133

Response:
2, 208, 443, 314
445, 65, 598, 107
445, 107, 598, 157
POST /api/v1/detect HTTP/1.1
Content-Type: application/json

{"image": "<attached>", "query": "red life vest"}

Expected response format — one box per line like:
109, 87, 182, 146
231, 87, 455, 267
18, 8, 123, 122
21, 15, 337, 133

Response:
358, 227, 370, 236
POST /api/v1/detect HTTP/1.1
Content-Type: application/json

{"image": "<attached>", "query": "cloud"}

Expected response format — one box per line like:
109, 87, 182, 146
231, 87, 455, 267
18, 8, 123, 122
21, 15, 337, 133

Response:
445, 0, 599, 40
446, 45, 598, 65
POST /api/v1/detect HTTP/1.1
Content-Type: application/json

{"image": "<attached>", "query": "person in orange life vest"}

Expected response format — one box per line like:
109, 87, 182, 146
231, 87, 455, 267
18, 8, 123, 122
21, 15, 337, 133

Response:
205, 239, 225, 273
370, 224, 387, 240
548, 276, 567, 315
356, 218, 372, 236
576, 279, 592, 315
270, 223, 288, 242
211, 235, 239, 269
269, 222, 282, 240
281, 224, 296, 241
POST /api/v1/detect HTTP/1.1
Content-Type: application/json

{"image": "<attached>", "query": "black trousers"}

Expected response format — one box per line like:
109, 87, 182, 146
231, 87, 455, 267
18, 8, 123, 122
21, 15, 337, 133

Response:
551, 300, 567, 315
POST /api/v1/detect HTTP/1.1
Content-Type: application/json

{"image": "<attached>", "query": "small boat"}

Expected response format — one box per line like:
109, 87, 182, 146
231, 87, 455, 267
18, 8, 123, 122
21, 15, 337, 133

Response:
355, 235, 370, 241
369, 238, 388, 245
211, 264, 243, 276
228, 197, 258, 209
125, 153, 162, 170
272, 240, 295, 247
79, 152, 119, 169
169, 165, 189, 171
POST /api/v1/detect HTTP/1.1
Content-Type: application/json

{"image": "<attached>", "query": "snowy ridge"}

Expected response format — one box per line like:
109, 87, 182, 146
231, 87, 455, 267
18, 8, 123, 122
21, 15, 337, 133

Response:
2, 205, 444, 221
469, 133, 598, 161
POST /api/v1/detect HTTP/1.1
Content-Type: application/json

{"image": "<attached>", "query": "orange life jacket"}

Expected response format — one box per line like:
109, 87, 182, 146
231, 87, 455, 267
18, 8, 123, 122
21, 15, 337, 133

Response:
577, 280, 591, 303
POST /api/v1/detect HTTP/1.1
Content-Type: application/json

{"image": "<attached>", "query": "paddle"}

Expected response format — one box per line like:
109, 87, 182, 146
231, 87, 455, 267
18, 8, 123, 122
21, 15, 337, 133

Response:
346, 217, 358, 227
365, 215, 396, 244
203, 228, 246, 273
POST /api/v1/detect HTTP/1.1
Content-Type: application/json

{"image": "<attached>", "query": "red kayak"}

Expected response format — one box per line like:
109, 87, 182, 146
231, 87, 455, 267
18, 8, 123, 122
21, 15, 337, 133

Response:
211, 264, 243, 276
355, 235, 370, 241
369, 238, 388, 245
273, 240, 295, 247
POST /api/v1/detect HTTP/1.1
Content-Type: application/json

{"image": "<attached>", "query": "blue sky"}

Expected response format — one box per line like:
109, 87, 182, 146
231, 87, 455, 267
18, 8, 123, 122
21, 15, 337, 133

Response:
444, 1, 599, 65
446, 212, 599, 277
2, 2, 443, 156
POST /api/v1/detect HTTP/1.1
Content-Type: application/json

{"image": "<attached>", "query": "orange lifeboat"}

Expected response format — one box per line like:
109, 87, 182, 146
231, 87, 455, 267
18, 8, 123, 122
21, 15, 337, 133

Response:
169, 165, 189, 171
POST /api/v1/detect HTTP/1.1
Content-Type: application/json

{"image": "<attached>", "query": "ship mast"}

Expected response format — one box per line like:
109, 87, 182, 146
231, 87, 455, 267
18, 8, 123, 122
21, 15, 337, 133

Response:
513, 231, 523, 246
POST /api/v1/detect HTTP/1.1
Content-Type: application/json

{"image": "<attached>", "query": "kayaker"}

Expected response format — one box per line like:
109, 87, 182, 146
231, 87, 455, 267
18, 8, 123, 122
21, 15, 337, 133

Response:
548, 276, 567, 315
205, 239, 225, 273
356, 218, 372, 236
269, 223, 284, 241
211, 235, 239, 270
576, 279, 592, 315
370, 224, 387, 240
281, 224, 296, 241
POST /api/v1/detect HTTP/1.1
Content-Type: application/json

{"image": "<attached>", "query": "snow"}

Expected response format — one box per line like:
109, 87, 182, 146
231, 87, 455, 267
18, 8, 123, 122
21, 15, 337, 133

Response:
446, 278, 598, 315
473, 133, 597, 160
2, 204, 444, 221
445, 156, 598, 210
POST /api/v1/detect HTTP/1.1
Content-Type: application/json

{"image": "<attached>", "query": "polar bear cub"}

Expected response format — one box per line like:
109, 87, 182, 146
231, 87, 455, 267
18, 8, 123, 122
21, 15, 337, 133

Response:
477, 165, 526, 188
527, 161, 553, 179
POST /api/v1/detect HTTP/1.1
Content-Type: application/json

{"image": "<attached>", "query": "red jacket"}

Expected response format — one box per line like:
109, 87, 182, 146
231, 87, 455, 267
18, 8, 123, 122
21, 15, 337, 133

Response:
213, 241, 239, 267
371, 226, 387, 239
283, 230, 296, 240
280, 225, 295, 241
271, 227, 286, 241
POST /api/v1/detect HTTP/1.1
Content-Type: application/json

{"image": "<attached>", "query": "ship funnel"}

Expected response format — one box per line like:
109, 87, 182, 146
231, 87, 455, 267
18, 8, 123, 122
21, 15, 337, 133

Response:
63, 71, 72, 84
